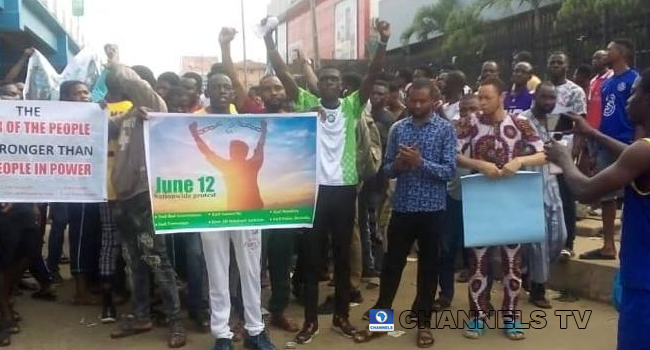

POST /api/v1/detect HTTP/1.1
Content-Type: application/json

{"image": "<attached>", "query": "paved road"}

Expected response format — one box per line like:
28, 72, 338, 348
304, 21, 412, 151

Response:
9, 261, 617, 350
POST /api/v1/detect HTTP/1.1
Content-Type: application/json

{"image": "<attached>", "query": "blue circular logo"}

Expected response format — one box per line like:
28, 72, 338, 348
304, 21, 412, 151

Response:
375, 311, 388, 323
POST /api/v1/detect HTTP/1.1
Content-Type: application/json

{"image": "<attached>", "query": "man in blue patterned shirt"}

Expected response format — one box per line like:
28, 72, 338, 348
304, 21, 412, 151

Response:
356, 78, 456, 347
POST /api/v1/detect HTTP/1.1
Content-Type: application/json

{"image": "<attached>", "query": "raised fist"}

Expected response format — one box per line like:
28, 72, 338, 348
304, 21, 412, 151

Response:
375, 20, 391, 42
219, 27, 238, 45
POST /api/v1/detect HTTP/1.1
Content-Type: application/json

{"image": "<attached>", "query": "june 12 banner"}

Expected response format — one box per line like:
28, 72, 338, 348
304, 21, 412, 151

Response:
144, 113, 318, 234
0, 100, 107, 202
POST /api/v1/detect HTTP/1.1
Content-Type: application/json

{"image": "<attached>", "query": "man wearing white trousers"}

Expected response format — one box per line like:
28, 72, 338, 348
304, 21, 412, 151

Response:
201, 230, 273, 350
189, 34, 276, 350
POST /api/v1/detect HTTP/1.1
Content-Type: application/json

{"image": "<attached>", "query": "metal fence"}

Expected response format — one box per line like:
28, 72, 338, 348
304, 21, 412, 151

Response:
386, 2, 650, 81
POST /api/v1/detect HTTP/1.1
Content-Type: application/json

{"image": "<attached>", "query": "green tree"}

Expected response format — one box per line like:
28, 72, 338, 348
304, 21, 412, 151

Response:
557, 0, 601, 32
559, 0, 643, 24
442, 5, 485, 55
400, 0, 461, 44
593, 0, 643, 11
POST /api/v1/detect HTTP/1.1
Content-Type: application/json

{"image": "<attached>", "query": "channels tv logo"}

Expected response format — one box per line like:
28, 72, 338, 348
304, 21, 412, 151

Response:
369, 309, 394, 332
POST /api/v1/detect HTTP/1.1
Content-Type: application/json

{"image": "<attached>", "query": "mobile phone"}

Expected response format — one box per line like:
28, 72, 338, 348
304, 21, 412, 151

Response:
554, 113, 574, 133
545, 113, 574, 135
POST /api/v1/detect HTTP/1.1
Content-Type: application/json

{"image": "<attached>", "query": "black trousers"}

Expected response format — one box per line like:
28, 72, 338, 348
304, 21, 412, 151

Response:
264, 229, 299, 315
374, 211, 444, 323
557, 175, 577, 250
299, 185, 356, 323
68, 203, 101, 277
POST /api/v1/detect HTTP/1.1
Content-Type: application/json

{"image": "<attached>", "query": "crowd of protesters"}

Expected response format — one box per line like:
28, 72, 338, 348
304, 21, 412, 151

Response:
0, 18, 647, 350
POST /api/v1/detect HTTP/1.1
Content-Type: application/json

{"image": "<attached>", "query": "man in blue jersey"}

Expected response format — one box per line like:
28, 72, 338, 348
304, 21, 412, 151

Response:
545, 68, 650, 350
581, 39, 639, 261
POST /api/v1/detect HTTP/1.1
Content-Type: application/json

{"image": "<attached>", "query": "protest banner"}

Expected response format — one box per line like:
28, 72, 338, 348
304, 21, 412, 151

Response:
462, 171, 545, 247
144, 113, 318, 234
0, 100, 108, 202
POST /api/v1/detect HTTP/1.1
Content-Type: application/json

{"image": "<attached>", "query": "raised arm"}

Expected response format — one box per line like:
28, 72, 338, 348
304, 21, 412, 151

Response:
189, 121, 227, 170
5, 48, 34, 82
220, 28, 247, 112
252, 120, 268, 166
106, 63, 166, 113
297, 50, 319, 95
358, 21, 390, 105
265, 31, 299, 101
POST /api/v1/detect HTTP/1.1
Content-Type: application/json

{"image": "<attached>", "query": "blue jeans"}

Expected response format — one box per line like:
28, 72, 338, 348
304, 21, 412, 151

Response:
47, 203, 68, 273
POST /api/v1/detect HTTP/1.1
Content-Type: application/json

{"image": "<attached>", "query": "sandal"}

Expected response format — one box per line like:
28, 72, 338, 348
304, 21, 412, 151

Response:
463, 318, 486, 339
417, 329, 434, 348
168, 321, 186, 348
110, 317, 153, 339
352, 329, 385, 343
579, 248, 616, 260
503, 320, 525, 340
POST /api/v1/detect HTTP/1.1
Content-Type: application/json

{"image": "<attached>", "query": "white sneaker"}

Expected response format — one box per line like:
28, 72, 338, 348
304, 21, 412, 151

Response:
560, 249, 574, 260
589, 208, 603, 216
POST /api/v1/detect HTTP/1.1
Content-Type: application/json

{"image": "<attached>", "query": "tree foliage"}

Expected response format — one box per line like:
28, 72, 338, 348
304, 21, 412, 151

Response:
593, 0, 643, 11
476, 0, 546, 12
558, 0, 643, 24
400, 0, 461, 43
442, 5, 485, 55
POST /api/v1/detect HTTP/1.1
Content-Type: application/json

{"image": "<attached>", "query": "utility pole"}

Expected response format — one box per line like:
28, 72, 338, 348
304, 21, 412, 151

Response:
310, 0, 320, 69
240, 0, 249, 89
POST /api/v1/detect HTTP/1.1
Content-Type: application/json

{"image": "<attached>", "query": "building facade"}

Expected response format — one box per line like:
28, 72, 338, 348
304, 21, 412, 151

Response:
180, 56, 219, 76
0, 0, 83, 77
379, 0, 559, 51
267, 0, 381, 64
235, 60, 267, 90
